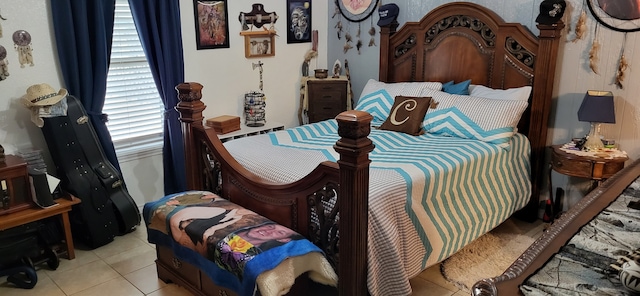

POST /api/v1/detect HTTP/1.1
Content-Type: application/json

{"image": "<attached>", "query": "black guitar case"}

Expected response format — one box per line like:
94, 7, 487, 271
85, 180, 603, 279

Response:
41, 95, 141, 248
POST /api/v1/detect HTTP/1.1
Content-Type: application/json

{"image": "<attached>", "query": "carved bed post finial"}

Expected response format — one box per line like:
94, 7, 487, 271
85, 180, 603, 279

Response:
175, 82, 206, 190
333, 110, 374, 296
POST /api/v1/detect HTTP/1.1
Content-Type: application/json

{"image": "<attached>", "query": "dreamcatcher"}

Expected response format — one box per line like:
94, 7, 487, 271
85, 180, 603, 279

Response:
0, 45, 8, 81
13, 30, 34, 67
585, 0, 640, 89
333, 0, 380, 55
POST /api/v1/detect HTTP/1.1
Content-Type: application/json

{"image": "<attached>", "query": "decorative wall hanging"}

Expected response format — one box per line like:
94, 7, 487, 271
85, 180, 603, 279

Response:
587, 0, 640, 32
333, 0, 380, 55
588, 23, 600, 74
193, 0, 230, 50
0, 45, 8, 80
240, 30, 275, 58
581, 0, 638, 89
335, 0, 379, 22
13, 30, 33, 67
286, 0, 311, 43
0, 10, 6, 38
239, 3, 278, 31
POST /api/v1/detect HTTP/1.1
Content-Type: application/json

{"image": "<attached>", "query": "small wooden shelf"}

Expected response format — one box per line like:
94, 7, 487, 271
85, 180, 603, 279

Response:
240, 30, 276, 58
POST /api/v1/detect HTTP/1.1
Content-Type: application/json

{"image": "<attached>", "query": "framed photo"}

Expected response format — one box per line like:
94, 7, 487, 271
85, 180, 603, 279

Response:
286, 0, 312, 43
240, 31, 275, 58
193, 0, 230, 49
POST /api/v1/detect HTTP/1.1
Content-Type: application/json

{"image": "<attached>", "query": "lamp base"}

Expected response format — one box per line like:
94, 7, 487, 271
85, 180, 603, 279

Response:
583, 122, 604, 150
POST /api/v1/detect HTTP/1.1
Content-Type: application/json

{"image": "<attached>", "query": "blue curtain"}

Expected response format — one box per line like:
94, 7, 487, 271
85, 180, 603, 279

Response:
50, 0, 122, 172
128, 0, 186, 194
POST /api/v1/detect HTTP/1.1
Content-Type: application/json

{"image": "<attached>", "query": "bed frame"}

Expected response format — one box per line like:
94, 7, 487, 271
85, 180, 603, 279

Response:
472, 157, 640, 296
160, 3, 564, 295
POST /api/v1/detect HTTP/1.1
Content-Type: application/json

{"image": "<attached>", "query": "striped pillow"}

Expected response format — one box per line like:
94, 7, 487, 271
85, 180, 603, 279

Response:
355, 79, 443, 125
421, 89, 528, 149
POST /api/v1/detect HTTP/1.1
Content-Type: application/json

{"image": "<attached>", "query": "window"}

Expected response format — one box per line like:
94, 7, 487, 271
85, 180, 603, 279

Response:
104, 0, 164, 159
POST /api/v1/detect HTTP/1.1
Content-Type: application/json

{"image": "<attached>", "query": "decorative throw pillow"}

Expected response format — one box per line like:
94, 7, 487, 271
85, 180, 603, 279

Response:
421, 89, 528, 149
468, 85, 532, 101
380, 96, 432, 135
355, 79, 443, 126
442, 79, 472, 95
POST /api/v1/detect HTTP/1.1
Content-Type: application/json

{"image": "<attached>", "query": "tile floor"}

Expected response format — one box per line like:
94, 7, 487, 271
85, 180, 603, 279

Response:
0, 217, 543, 296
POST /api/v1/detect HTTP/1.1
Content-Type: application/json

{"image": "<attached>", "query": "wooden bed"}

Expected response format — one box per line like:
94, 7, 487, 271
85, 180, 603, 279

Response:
157, 2, 564, 295
472, 157, 640, 296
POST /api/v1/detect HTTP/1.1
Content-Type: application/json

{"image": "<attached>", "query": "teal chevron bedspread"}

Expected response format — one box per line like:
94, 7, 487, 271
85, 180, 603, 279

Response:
223, 119, 531, 296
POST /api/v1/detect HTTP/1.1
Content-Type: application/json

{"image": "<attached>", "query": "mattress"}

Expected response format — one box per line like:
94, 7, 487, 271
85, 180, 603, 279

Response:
224, 119, 531, 296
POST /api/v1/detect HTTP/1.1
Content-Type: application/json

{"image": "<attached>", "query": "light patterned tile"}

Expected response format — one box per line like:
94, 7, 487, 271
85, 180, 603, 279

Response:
44, 247, 100, 276
145, 283, 194, 296
103, 244, 155, 275
409, 277, 456, 296
69, 277, 143, 296
0, 272, 65, 296
416, 264, 459, 292
48, 260, 119, 295
92, 233, 149, 259
123, 264, 166, 295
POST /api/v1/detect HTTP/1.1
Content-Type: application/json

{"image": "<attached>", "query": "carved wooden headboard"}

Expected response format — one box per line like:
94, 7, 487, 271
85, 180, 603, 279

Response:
379, 2, 564, 220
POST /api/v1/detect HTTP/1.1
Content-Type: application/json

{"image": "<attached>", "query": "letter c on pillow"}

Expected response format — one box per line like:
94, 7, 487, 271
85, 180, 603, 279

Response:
389, 98, 417, 125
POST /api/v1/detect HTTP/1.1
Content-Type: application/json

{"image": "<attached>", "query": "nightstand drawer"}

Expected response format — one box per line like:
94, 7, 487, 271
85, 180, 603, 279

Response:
307, 80, 348, 123
551, 152, 593, 178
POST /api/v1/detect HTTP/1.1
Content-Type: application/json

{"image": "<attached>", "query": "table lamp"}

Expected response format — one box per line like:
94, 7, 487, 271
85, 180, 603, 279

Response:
577, 90, 615, 150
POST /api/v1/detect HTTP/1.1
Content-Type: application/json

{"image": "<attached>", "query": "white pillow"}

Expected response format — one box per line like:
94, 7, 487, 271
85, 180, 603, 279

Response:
421, 89, 528, 149
468, 85, 532, 101
355, 79, 443, 125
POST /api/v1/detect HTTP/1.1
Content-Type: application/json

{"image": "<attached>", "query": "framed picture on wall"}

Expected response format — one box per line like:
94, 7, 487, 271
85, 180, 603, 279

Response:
286, 0, 312, 43
240, 31, 276, 58
193, 0, 230, 49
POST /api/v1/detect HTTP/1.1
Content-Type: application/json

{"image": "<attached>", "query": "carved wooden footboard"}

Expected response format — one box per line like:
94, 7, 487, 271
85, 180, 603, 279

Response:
175, 82, 373, 295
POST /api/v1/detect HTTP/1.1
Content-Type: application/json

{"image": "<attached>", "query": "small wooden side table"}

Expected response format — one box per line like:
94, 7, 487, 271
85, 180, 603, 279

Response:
0, 196, 81, 259
548, 144, 628, 215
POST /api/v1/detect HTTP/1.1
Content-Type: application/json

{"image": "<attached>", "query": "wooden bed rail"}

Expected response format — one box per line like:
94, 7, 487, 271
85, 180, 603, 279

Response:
175, 82, 373, 295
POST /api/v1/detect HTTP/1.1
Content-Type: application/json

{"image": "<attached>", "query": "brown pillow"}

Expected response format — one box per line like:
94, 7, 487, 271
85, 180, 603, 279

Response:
379, 96, 432, 135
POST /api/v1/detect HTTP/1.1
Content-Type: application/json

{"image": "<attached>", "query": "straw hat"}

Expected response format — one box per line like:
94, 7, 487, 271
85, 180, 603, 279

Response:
22, 83, 68, 107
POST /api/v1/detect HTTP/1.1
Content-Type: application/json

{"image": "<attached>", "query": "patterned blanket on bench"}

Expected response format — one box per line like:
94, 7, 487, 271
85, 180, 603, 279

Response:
143, 191, 337, 296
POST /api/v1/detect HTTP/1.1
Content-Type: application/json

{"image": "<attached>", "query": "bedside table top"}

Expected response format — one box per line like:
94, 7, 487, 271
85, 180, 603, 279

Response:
551, 144, 628, 163
551, 144, 628, 180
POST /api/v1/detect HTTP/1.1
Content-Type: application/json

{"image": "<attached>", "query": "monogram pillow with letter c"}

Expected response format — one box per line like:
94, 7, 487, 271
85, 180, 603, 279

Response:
379, 96, 432, 135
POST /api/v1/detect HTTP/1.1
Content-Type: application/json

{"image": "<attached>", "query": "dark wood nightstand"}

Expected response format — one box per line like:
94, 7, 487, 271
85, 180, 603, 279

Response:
548, 144, 628, 215
306, 79, 348, 124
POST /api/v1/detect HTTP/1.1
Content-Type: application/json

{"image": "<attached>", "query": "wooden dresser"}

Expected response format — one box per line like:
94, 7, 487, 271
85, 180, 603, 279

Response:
306, 79, 348, 124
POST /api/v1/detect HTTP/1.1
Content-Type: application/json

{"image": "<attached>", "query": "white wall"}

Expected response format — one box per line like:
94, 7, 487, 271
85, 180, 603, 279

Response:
0, 0, 328, 208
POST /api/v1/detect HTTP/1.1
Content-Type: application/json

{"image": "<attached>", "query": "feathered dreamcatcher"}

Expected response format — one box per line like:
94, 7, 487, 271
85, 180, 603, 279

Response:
0, 45, 9, 81
588, 23, 600, 74
577, 0, 640, 89
572, 1, 587, 42
333, 0, 380, 55
13, 30, 34, 67
615, 33, 628, 89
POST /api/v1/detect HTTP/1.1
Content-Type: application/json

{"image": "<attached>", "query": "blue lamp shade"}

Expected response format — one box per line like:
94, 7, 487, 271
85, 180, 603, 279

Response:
577, 90, 615, 124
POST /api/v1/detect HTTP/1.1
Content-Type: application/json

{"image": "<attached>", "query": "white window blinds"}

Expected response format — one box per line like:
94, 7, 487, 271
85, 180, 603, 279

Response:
104, 0, 164, 154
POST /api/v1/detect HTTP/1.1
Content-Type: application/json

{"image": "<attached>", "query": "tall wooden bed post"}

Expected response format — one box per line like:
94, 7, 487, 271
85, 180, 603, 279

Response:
174, 82, 373, 295
378, 3, 565, 221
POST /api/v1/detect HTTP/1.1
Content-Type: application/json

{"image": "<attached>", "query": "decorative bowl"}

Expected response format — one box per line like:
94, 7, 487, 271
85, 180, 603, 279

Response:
314, 69, 328, 79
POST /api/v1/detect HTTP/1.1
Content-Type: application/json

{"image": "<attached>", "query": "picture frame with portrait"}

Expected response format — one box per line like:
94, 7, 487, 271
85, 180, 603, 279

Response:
193, 0, 230, 50
240, 31, 276, 58
286, 0, 312, 43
